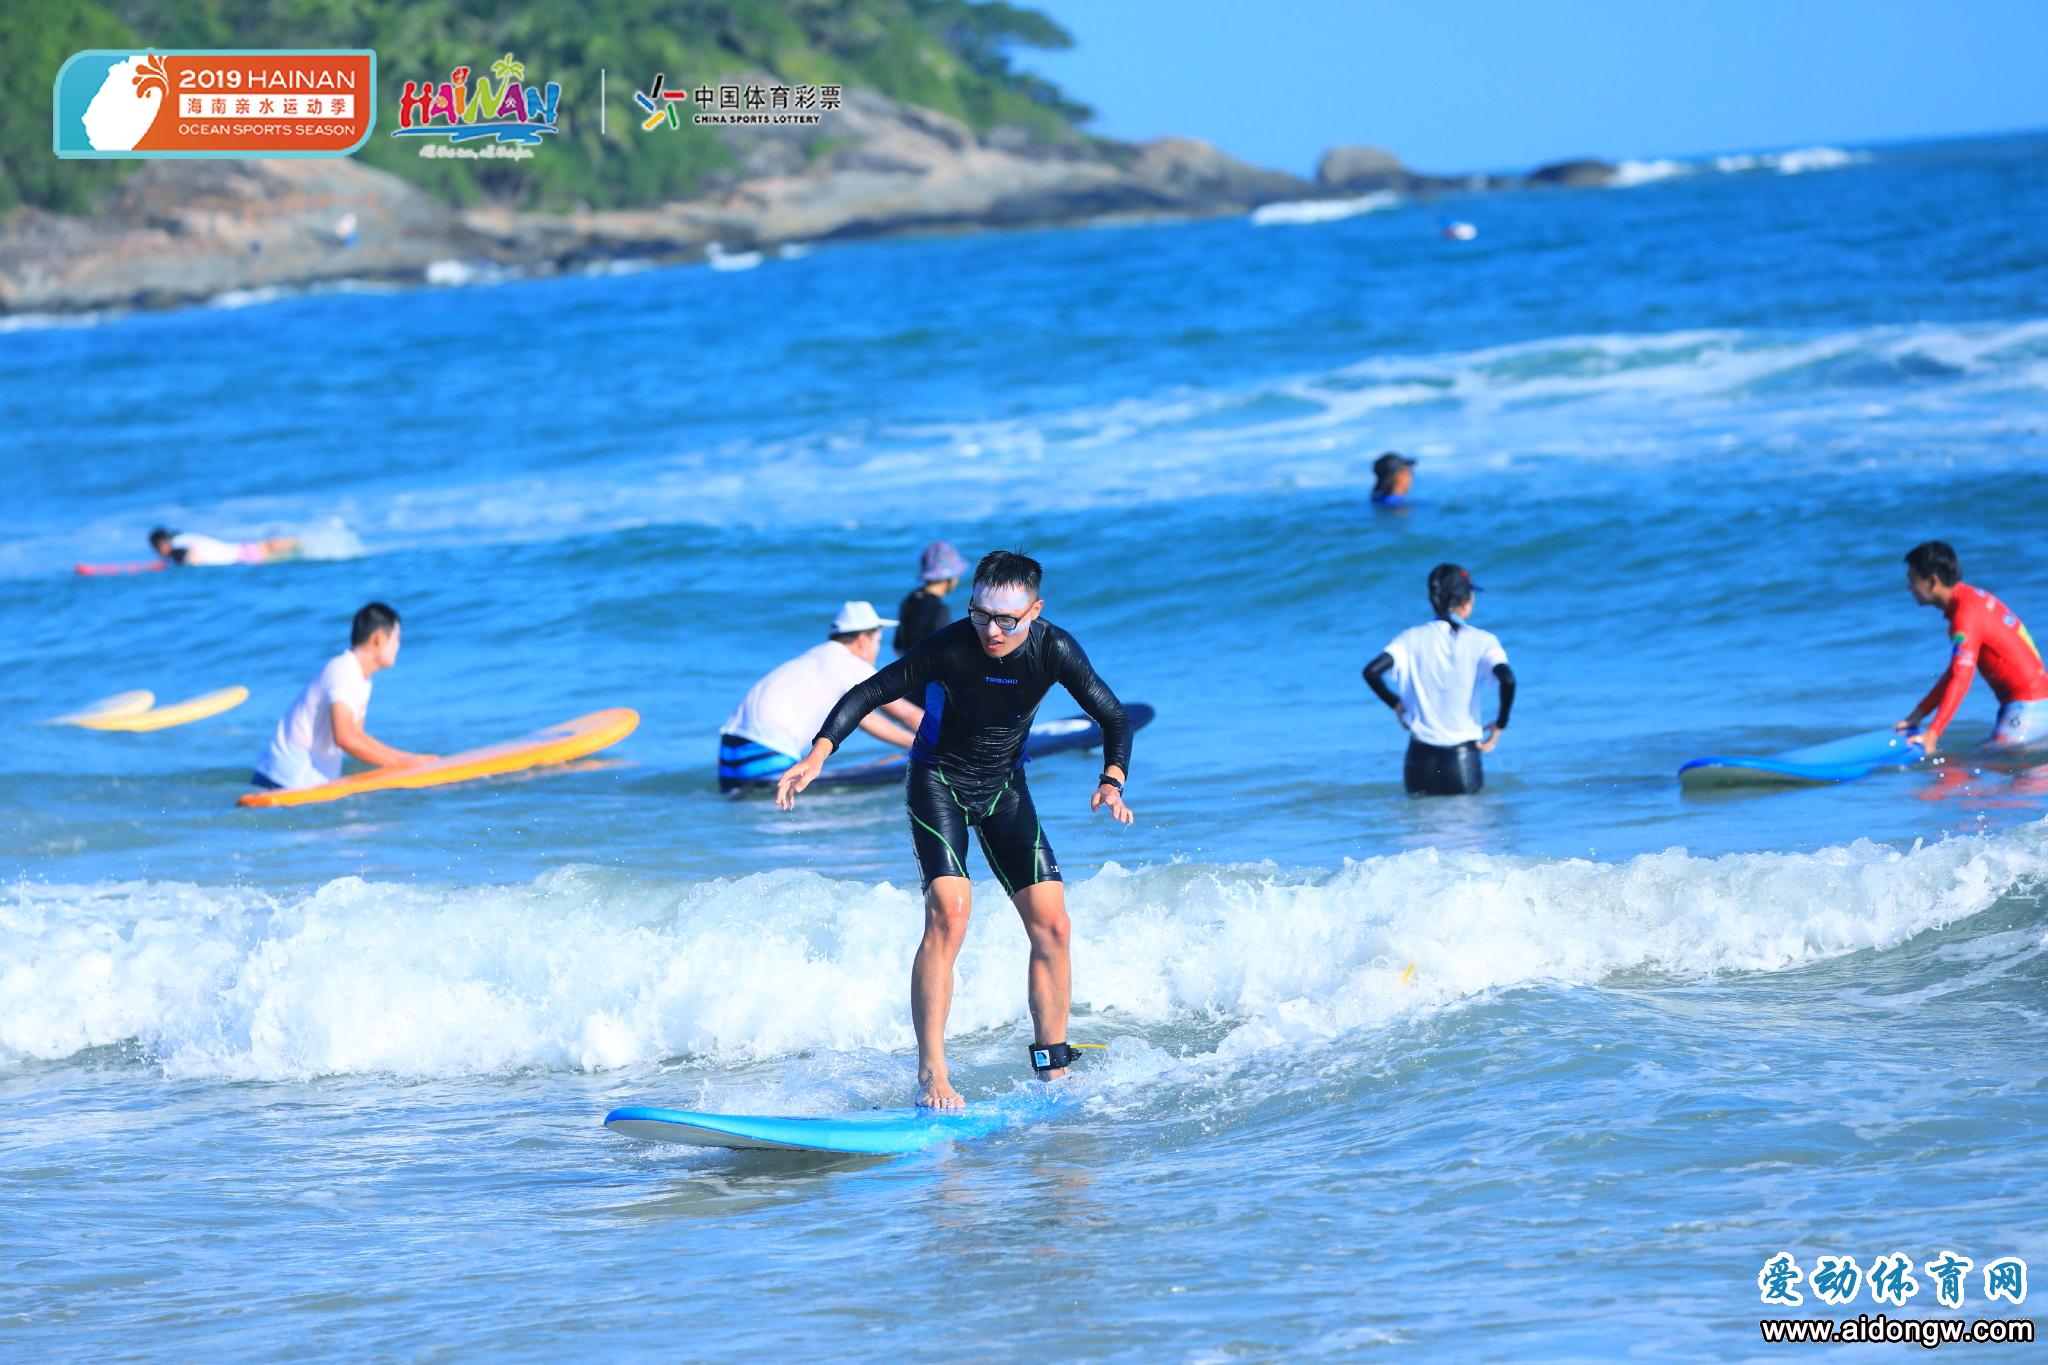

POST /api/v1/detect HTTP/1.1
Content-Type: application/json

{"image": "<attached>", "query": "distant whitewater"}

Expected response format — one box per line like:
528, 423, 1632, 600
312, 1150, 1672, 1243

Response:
1611, 144, 1868, 188
1250, 192, 1401, 226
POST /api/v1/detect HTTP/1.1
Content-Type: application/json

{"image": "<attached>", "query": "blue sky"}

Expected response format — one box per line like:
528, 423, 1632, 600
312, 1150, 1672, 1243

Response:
1017, 1, 2048, 175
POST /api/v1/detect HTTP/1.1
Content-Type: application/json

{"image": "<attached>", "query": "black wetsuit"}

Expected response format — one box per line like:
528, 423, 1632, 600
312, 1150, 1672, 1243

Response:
894, 589, 949, 654
816, 618, 1132, 892
1363, 643, 1517, 797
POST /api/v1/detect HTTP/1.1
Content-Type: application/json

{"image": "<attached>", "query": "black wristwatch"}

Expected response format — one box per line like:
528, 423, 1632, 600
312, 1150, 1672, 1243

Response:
1097, 773, 1123, 791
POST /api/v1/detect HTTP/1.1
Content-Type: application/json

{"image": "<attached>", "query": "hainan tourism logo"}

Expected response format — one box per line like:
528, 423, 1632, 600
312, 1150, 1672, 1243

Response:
396, 53, 559, 159
52, 50, 374, 158
631, 74, 837, 129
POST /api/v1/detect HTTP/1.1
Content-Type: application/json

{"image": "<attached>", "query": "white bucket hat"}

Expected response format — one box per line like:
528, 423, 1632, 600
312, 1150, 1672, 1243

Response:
831, 600, 897, 634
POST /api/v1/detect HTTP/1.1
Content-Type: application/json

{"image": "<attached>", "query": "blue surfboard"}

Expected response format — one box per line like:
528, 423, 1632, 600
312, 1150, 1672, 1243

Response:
1679, 727, 1926, 788
605, 1086, 1069, 1155
723, 704, 1155, 794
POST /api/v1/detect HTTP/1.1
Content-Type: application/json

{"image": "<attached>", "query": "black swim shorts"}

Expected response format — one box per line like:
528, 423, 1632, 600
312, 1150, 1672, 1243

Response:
905, 762, 1060, 894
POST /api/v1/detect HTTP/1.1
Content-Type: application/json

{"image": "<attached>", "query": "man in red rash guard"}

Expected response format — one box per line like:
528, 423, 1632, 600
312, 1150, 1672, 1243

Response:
1897, 540, 2048, 755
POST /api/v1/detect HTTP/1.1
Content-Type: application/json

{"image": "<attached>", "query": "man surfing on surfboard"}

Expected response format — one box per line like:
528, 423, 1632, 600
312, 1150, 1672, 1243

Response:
1896, 541, 2048, 753
776, 551, 1134, 1109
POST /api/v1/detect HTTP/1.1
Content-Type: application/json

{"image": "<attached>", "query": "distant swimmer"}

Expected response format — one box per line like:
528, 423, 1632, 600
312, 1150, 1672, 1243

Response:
1363, 563, 1516, 796
1371, 451, 1416, 508
1896, 540, 2048, 754
719, 601, 924, 791
776, 551, 1134, 1109
895, 540, 970, 655
150, 526, 300, 567
251, 602, 436, 791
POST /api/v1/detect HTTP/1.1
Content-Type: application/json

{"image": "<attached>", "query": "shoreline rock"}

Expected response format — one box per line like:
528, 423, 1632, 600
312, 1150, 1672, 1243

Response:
1, 88, 1617, 316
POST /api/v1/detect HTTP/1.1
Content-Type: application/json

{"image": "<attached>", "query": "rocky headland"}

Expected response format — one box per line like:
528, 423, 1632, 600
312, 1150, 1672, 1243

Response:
0, 80, 1625, 315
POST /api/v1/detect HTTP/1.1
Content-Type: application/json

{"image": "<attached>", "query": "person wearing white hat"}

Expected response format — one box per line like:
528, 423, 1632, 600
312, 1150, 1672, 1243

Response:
717, 602, 925, 791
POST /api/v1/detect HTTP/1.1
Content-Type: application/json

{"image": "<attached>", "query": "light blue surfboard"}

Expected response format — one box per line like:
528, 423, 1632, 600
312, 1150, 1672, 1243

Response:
604, 1086, 1069, 1155
1679, 727, 1926, 789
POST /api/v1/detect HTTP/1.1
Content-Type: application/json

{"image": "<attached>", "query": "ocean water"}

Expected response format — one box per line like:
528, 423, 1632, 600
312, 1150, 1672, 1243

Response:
4, 132, 2047, 1359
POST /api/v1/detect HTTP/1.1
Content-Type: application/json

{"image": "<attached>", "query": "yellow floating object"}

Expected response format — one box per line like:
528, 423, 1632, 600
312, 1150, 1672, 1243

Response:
239, 707, 640, 809
71, 686, 248, 732
48, 690, 155, 726
1400, 962, 1416, 986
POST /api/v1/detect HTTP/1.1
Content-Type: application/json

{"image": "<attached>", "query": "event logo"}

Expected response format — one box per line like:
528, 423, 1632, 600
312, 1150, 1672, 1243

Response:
52, 50, 374, 158
395, 53, 559, 159
629, 75, 838, 129
632, 73, 689, 130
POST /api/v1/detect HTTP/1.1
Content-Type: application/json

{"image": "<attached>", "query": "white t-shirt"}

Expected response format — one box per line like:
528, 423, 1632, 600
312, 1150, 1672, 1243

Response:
1383, 620, 1509, 748
257, 651, 372, 788
171, 532, 242, 566
723, 641, 877, 758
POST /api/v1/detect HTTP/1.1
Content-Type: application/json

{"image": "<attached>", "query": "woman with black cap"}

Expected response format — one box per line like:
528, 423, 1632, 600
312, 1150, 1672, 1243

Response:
1370, 452, 1416, 508
1362, 564, 1516, 795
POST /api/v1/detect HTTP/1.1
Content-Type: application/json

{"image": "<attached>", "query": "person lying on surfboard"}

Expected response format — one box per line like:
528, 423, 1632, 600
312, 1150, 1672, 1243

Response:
250, 602, 436, 791
718, 601, 925, 792
777, 550, 1134, 1110
1897, 540, 2048, 754
149, 526, 300, 567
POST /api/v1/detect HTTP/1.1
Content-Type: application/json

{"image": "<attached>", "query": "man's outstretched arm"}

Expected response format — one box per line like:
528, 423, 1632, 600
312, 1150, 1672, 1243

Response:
778, 648, 939, 808
1903, 631, 1977, 750
1053, 632, 1133, 823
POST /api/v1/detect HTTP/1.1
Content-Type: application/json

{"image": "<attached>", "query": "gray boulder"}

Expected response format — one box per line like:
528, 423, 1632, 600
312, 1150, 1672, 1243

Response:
1317, 144, 1410, 191
1525, 158, 1616, 188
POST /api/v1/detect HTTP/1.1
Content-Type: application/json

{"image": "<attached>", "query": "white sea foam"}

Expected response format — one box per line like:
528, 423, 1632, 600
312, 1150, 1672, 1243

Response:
207, 286, 291, 310
1609, 158, 1692, 188
1713, 145, 1865, 176
423, 259, 520, 287
4, 827, 2041, 1081
705, 242, 764, 271
291, 516, 364, 561
0, 310, 112, 332
1250, 193, 1401, 227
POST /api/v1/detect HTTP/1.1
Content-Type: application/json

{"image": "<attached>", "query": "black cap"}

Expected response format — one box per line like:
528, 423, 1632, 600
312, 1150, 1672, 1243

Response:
1373, 451, 1417, 481
1427, 563, 1480, 609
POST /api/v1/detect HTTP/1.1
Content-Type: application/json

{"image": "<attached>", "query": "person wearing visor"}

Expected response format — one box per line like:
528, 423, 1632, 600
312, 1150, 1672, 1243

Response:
895, 539, 970, 654
777, 551, 1134, 1110
717, 601, 924, 791
1363, 563, 1516, 796
1371, 451, 1417, 508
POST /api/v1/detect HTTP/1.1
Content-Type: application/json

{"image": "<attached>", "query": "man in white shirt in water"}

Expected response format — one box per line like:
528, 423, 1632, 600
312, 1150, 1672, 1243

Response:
1362, 563, 1517, 795
252, 602, 436, 790
717, 601, 925, 790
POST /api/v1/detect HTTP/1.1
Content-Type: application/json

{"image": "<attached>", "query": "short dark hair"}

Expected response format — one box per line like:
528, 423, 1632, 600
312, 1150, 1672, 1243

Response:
974, 549, 1042, 598
148, 527, 174, 548
828, 629, 874, 644
1904, 541, 1960, 587
351, 601, 400, 646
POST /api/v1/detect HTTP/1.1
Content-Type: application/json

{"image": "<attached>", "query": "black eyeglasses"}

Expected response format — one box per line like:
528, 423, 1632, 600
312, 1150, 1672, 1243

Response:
968, 606, 1030, 635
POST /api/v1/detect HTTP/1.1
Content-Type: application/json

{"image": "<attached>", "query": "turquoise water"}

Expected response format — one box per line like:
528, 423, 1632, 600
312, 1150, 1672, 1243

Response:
4, 133, 2047, 1358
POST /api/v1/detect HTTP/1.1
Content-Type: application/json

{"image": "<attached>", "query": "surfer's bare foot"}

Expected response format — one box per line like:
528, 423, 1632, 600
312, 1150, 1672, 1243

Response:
917, 1070, 964, 1109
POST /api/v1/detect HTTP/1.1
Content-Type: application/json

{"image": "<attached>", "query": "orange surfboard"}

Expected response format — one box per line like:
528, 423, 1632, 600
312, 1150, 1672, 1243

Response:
238, 708, 639, 808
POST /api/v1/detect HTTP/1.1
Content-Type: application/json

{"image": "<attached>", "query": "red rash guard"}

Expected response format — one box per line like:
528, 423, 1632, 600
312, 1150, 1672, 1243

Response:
1918, 583, 2048, 741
